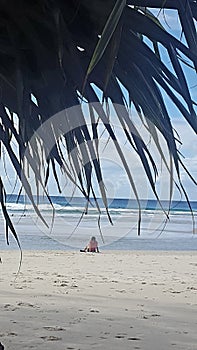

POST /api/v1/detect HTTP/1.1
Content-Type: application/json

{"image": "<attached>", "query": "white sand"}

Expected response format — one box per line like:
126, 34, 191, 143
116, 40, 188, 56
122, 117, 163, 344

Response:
0, 250, 197, 350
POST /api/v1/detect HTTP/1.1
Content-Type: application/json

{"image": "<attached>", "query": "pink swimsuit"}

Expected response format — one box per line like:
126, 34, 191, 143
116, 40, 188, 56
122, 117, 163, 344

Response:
88, 240, 98, 252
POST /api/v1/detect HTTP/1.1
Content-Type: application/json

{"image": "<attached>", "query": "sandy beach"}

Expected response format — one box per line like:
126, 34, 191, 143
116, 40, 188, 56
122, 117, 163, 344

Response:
0, 250, 197, 350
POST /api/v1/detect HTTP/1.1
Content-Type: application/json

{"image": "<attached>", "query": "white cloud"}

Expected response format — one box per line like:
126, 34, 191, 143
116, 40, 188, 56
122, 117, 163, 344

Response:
1, 108, 196, 202
89, 117, 197, 200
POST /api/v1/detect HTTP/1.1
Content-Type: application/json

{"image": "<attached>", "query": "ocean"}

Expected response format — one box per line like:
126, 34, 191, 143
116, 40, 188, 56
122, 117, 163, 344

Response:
0, 194, 196, 251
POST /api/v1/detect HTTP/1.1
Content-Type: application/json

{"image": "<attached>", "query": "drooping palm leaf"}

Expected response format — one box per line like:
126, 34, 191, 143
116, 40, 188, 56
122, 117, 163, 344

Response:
0, 0, 196, 244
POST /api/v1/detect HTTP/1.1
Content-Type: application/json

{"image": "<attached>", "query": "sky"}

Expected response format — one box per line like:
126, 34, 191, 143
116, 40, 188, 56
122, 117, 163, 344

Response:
0, 7, 196, 202
1, 108, 196, 201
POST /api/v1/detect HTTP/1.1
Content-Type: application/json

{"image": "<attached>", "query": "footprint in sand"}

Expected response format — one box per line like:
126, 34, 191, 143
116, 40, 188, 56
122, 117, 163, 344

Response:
43, 326, 66, 331
90, 309, 99, 313
7, 332, 18, 337
115, 335, 125, 339
17, 302, 38, 309
60, 283, 69, 287
151, 313, 160, 317
40, 335, 62, 341
115, 333, 127, 339
3, 304, 19, 312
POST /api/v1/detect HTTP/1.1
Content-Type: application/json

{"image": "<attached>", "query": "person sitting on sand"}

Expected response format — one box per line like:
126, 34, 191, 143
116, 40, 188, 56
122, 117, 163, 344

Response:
82, 236, 99, 253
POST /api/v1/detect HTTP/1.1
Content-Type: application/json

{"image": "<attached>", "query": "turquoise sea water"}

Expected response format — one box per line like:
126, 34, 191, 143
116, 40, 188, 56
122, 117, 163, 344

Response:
0, 195, 196, 251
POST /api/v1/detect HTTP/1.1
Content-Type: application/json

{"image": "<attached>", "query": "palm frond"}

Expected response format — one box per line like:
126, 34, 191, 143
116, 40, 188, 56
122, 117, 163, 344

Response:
0, 0, 196, 244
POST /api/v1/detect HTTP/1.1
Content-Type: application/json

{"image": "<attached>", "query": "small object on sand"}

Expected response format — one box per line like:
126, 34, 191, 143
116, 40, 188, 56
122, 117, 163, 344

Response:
0, 257, 2, 263
0, 342, 4, 350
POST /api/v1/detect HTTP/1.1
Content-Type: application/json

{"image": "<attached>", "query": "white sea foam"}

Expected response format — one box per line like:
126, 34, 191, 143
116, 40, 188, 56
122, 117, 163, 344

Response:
1, 196, 196, 251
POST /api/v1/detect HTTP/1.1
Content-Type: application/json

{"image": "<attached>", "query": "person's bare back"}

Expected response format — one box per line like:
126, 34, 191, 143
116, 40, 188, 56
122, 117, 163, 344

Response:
81, 236, 99, 253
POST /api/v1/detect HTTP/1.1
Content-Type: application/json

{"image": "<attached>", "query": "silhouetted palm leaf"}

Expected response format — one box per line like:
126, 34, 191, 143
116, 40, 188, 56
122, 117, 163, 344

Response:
0, 1, 196, 244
